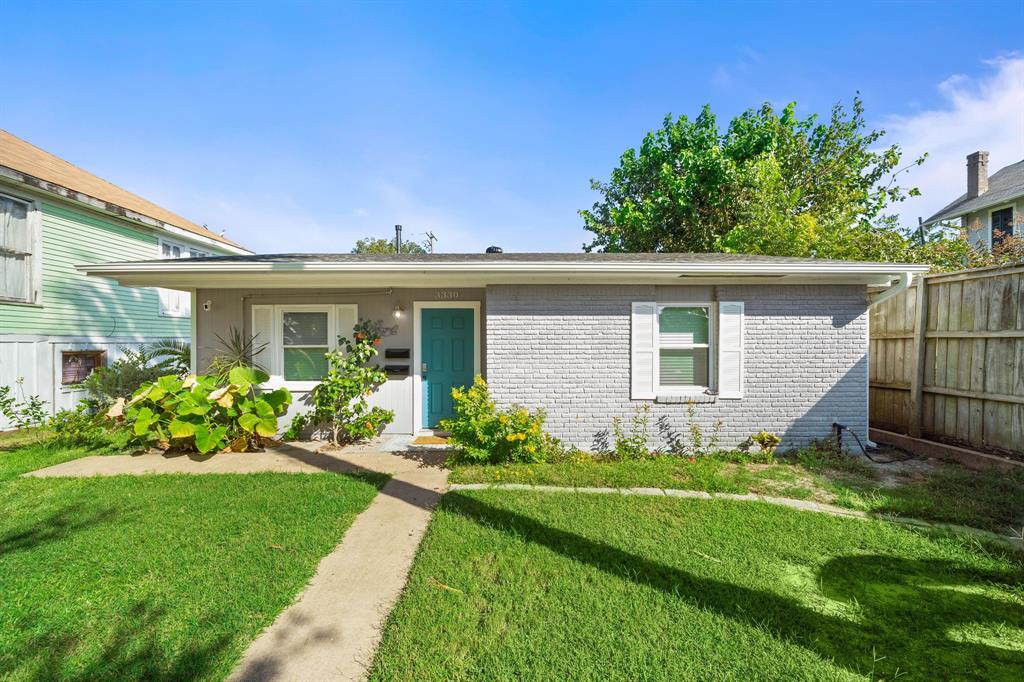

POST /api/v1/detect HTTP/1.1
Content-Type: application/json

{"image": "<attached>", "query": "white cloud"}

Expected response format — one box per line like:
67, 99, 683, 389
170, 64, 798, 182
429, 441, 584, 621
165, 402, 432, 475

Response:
883, 55, 1024, 228
710, 46, 763, 89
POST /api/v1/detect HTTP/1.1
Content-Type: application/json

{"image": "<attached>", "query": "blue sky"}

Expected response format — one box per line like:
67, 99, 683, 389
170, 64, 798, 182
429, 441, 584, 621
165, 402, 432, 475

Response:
3, 1, 1023, 253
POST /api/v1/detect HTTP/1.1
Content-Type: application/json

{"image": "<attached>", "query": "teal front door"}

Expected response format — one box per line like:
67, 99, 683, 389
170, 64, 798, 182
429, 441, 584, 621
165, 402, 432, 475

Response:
422, 308, 475, 428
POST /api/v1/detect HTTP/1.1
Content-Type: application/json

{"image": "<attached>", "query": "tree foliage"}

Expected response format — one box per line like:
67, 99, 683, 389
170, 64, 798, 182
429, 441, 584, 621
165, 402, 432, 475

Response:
580, 98, 930, 261
352, 236, 428, 254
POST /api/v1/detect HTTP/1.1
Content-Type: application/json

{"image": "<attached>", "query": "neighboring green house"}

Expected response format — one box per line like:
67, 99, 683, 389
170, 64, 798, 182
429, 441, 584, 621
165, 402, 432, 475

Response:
0, 130, 249, 425
924, 151, 1024, 251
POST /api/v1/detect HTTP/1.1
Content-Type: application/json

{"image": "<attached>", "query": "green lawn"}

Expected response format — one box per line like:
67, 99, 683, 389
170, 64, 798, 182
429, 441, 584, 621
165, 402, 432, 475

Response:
0, 435, 386, 680
450, 450, 1024, 534
0, 429, 132, 482
371, 490, 1024, 681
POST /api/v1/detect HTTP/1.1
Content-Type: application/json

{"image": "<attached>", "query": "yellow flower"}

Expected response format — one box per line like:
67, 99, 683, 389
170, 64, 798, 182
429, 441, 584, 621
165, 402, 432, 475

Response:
499, 415, 509, 425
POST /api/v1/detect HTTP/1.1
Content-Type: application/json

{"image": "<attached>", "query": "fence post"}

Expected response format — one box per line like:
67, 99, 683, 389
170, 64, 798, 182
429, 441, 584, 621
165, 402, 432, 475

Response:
908, 275, 928, 438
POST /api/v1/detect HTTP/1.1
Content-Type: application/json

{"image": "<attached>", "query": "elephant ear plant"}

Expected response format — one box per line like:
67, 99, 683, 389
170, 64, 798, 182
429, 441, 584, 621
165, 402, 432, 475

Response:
109, 366, 291, 454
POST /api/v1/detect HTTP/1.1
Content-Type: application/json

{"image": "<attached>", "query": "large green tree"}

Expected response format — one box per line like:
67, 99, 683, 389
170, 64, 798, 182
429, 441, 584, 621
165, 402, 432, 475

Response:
352, 236, 428, 254
580, 98, 925, 259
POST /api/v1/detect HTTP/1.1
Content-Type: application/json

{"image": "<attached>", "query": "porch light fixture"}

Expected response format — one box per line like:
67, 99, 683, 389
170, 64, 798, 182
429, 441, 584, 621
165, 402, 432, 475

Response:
393, 304, 405, 319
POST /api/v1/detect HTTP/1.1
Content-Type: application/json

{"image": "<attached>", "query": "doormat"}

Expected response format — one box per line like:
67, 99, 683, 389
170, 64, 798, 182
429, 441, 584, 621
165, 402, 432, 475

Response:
412, 435, 449, 445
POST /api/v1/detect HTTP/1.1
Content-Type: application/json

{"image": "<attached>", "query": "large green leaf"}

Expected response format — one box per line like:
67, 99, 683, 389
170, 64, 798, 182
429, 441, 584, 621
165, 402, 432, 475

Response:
229, 366, 270, 390
156, 375, 184, 393
168, 418, 197, 439
193, 424, 229, 454
262, 388, 292, 414
133, 407, 156, 437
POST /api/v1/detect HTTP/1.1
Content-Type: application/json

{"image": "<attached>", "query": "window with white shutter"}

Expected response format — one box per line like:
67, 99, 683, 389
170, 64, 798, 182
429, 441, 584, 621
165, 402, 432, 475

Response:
1, 193, 39, 304
254, 303, 358, 388
632, 300, 743, 399
717, 302, 744, 399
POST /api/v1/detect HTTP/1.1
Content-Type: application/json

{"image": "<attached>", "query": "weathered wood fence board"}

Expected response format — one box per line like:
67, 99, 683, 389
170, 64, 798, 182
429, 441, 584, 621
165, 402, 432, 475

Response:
869, 263, 1024, 456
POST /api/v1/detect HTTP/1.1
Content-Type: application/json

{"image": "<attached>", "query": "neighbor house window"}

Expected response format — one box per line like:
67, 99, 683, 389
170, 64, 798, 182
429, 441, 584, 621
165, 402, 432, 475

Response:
282, 309, 331, 381
0, 193, 38, 304
157, 239, 209, 316
991, 207, 1015, 247
657, 305, 712, 392
61, 350, 105, 385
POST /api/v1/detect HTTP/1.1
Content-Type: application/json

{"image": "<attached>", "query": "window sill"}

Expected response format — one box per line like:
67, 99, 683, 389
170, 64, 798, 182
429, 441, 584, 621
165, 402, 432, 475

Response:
655, 392, 717, 404
0, 299, 43, 308
158, 311, 190, 318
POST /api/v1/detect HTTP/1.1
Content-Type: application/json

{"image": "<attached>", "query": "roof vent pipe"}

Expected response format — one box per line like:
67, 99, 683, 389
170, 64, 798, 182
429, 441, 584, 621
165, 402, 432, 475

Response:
394, 225, 403, 254
485, 246, 503, 254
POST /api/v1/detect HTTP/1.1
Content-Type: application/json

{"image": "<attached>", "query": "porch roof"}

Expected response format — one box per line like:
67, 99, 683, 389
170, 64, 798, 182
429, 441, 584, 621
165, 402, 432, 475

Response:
78, 252, 930, 289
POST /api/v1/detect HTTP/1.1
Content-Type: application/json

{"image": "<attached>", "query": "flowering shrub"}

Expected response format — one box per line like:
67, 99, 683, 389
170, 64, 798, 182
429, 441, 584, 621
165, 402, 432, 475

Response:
442, 376, 557, 464
284, 335, 394, 445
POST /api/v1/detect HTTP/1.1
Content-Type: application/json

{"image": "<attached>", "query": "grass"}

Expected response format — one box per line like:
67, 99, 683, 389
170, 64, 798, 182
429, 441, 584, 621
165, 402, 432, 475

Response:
0, 429, 132, 482
451, 449, 1024, 534
0, 432, 387, 681
370, 489, 1024, 681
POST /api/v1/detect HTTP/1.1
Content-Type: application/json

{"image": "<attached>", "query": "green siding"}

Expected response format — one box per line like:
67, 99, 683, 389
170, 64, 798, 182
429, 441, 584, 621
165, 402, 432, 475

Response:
0, 200, 224, 338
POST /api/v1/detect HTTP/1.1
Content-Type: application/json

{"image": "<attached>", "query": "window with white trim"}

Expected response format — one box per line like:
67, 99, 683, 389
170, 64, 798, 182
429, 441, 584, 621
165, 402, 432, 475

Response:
0, 193, 39, 304
157, 239, 210, 316
282, 309, 331, 381
250, 304, 358, 387
657, 304, 712, 392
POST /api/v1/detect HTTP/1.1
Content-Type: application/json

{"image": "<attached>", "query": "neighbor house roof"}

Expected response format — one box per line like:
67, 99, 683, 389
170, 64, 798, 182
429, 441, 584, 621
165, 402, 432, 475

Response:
924, 159, 1024, 225
77, 252, 930, 289
0, 129, 247, 252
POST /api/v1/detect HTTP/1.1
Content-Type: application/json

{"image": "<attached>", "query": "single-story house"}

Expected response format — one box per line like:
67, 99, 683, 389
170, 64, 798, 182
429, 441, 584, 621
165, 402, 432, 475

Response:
80, 253, 929, 450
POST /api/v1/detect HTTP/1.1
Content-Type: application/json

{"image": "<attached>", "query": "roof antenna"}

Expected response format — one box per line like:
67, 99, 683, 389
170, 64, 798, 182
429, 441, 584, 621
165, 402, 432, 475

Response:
424, 231, 437, 254
394, 224, 403, 254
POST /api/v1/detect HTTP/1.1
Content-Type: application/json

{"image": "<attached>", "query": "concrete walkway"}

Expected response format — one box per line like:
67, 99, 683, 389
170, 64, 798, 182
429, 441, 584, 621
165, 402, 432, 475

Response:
450, 482, 1024, 549
26, 439, 450, 682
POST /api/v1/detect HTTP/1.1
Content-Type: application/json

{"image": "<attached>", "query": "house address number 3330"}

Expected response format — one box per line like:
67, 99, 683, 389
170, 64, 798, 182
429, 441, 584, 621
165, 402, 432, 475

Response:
435, 290, 460, 300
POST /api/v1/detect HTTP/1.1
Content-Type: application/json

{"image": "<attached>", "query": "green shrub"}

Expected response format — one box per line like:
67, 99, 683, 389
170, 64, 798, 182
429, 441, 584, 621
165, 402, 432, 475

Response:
47, 404, 112, 448
442, 376, 558, 464
0, 381, 48, 430
611, 404, 653, 460
113, 366, 292, 454
284, 335, 394, 445
81, 348, 165, 408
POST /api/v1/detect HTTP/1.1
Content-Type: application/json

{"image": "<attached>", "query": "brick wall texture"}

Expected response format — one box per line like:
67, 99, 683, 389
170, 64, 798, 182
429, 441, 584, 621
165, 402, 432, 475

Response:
485, 284, 868, 451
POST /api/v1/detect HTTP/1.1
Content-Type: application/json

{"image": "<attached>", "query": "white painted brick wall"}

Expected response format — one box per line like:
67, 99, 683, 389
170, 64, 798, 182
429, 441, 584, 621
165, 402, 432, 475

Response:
485, 284, 869, 451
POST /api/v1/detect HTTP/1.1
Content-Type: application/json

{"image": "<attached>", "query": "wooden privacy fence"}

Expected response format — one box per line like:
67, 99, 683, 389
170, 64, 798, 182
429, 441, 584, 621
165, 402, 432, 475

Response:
869, 263, 1024, 456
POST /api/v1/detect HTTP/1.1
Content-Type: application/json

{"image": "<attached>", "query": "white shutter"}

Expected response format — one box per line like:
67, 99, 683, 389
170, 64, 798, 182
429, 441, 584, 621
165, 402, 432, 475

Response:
717, 301, 744, 399
631, 302, 657, 400
335, 304, 359, 344
251, 304, 277, 377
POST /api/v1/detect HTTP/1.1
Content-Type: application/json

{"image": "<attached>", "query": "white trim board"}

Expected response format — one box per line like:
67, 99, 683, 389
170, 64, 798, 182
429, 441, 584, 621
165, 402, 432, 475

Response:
412, 301, 482, 431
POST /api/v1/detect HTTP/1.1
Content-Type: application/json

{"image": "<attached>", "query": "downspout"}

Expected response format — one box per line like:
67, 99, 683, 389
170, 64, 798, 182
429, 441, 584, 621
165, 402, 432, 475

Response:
863, 271, 916, 447
867, 270, 914, 306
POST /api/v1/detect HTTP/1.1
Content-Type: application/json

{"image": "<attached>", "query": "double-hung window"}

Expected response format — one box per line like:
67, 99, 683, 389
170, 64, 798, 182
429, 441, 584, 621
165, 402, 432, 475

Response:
1, 193, 39, 304
158, 239, 210, 316
250, 304, 359, 388
657, 305, 712, 392
281, 309, 332, 382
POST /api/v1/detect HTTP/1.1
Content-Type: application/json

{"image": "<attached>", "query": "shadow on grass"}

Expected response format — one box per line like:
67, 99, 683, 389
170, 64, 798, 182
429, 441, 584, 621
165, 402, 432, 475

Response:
445, 491, 1024, 679
0, 503, 118, 557
14, 601, 234, 681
